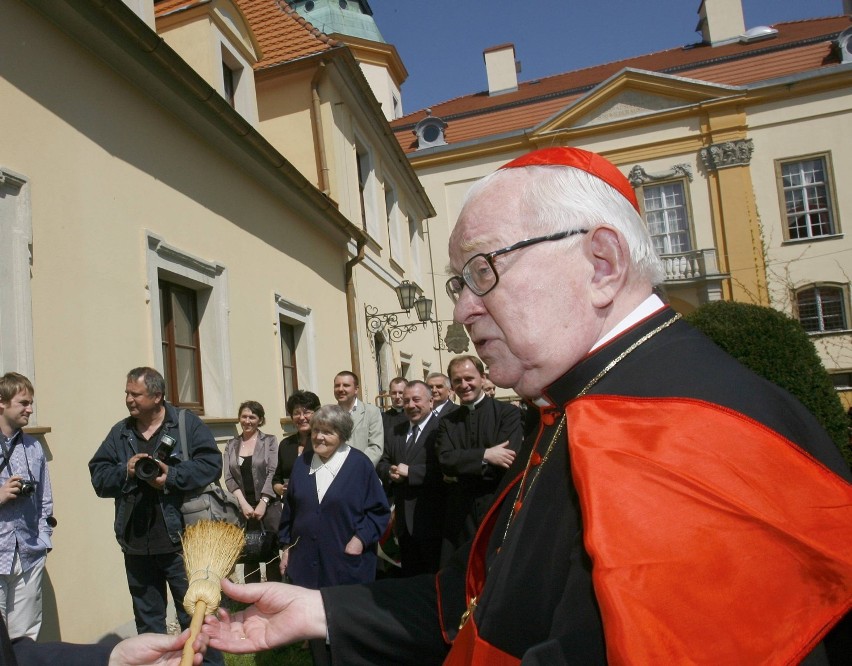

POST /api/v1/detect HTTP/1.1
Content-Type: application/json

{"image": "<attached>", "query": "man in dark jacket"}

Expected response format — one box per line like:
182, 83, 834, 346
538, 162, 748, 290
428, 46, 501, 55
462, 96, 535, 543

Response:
437, 356, 522, 563
378, 381, 444, 576
88, 367, 222, 663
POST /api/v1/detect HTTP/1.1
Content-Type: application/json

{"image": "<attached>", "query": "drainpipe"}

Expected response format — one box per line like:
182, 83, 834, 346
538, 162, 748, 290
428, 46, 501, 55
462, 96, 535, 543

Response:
345, 239, 367, 381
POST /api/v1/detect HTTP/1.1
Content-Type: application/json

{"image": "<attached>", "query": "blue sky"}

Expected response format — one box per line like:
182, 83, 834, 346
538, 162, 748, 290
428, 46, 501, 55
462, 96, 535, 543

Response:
367, 0, 845, 115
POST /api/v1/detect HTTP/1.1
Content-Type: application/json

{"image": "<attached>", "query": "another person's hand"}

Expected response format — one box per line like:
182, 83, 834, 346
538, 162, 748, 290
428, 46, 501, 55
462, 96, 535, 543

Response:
108, 628, 208, 665
0, 476, 22, 505
483, 441, 516, 468
253, 501, 267, 520
279, 547, 289, 575
344, 535, 363, 556
202, 578, 326, 653
272, 482, 286, 497
395, 463, 409, 478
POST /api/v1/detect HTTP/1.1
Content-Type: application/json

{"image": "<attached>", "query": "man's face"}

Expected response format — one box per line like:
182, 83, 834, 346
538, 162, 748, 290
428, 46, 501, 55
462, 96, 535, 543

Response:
427, 377, 451, 405
449, 360, 484, 405
125, 378, 162, 419
389, 381, 407, 409
449, 170, 599, 399
482, 379, 496, 397
0, 390, 34, 432
403, 385, 433, 425
334, 374, 358, 405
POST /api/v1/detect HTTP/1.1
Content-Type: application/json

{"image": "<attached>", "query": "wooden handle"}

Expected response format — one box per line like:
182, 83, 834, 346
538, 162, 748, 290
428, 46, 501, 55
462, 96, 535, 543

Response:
180, 600, 208, 666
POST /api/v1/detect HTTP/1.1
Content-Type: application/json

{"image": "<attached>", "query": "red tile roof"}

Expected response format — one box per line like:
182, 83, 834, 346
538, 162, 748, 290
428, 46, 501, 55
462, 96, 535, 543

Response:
155, 0, 339, 69
391, 16, 851, 153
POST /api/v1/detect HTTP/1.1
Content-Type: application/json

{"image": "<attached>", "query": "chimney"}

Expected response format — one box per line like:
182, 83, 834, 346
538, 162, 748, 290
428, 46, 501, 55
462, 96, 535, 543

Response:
484, 44, 519, 96
697, 0, 746, 45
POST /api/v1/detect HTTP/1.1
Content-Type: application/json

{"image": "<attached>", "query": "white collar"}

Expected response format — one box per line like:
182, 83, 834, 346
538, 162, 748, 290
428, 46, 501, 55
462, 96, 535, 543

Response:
591, 294, 665, 352
532, 294, 667, 408
464, 392, 486, 411
309, 444, 350, 476
410, 411, 433, 433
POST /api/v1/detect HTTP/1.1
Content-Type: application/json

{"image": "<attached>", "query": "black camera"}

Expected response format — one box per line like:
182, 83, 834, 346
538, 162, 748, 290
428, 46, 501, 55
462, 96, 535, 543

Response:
134, 434, 177, 482
19, 480, 37, 496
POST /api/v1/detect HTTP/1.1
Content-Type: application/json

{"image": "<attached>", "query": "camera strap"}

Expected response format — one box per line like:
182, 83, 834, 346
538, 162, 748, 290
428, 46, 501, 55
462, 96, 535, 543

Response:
177, 408, 189, 462
0, 435, 19, 477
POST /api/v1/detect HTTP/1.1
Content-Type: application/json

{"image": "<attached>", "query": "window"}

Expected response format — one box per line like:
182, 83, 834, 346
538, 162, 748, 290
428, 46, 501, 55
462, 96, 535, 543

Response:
385, 184, 403, 262
642, 182, 692, 255
796, 285, 847, 333
830, 372, 852, 390
275, 295, 316, 402
222, 61, 236, 108
0, 168, 35, 382
779, 156, 836, 240
146, 232, 232, 416
280, 322, 298, 401
160, 281, 204, 412
408, 217, 423, 281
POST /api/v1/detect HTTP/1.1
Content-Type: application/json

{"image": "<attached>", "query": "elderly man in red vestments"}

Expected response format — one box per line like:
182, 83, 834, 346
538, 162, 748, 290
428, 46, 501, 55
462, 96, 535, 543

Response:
202, 147, 852, 665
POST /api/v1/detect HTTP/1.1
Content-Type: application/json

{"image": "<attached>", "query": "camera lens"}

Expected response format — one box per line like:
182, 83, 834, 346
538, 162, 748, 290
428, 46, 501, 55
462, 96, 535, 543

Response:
19, 481, 36, 496
134, 457, 160, 481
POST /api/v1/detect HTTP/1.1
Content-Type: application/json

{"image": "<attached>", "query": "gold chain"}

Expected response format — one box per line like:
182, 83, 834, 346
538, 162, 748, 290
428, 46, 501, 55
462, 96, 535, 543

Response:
501, 313, 682, 545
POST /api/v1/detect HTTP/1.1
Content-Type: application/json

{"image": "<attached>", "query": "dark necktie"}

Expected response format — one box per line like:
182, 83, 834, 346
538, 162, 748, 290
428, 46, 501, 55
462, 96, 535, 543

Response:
405, 425, 419, 455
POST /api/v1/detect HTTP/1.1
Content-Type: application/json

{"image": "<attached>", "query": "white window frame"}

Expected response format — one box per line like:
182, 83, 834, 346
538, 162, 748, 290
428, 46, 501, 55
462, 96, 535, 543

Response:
795, 283, 849, 334
274, 294, 317, 402
0, 168, 35, 384
216, 36, 258, 125
640, 180, 694, 256
355, 137, 380, 241
384, 181, 404, 265
777, 154, 839, 241
408, 216, 423, 284
146, 232, 232, 416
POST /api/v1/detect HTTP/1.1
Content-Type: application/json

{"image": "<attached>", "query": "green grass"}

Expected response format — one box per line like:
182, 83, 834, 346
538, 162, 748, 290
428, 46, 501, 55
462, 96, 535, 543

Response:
224, 644, 311, 665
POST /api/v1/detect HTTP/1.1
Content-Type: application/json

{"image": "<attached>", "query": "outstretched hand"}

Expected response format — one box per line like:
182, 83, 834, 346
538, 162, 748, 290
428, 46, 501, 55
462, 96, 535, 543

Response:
108, 628, 208, 665
202, 578, 326, 654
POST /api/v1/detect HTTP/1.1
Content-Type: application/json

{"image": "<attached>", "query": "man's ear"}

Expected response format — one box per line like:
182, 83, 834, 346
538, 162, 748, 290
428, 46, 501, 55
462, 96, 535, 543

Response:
587, 226, 630, 308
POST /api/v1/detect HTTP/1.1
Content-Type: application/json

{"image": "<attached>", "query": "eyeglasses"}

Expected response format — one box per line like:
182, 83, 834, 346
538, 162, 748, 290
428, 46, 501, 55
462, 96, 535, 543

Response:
291, 409, 315, 420
445, 229, 588, 302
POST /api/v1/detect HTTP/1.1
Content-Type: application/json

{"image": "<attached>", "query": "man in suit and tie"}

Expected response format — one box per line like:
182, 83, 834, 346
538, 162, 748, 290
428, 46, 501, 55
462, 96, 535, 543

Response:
437, 356, 523, 564
333, 371, 383, 466
425, 372, 457, 419
377, 381, 444, 576
382, 377, 409, 433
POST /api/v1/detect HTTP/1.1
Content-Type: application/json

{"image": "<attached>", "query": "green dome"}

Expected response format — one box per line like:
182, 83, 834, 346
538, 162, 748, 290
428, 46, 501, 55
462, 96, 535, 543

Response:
289, 0, 385, 43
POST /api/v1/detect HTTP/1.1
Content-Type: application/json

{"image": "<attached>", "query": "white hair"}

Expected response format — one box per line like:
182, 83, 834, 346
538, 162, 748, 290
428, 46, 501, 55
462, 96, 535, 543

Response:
462, 164, 665, 286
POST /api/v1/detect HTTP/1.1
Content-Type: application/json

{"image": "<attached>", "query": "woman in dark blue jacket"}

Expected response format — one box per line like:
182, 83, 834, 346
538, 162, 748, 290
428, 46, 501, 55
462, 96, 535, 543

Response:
279, 404, 389, 589
279, 404, 389, 665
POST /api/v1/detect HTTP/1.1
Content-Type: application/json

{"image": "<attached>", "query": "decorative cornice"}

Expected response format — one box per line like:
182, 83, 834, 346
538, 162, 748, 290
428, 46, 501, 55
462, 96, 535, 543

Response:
699, 138, 754, 171
628, 163, 693, 186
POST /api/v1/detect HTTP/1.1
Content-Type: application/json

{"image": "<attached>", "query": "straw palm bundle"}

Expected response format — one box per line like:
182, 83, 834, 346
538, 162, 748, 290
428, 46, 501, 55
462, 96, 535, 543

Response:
180, 520, 245, 666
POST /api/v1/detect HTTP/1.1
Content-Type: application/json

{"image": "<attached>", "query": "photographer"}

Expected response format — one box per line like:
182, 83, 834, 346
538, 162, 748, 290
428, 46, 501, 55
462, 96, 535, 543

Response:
88, 367, 223, 666
0, 372, 53, 641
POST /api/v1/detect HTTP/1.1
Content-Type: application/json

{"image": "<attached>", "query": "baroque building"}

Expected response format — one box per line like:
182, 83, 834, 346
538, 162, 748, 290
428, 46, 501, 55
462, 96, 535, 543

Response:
390, 0, 852, 405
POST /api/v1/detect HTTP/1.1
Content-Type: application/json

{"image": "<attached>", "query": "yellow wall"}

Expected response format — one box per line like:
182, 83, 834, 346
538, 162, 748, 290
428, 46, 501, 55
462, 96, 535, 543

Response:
2, 0, 350, 641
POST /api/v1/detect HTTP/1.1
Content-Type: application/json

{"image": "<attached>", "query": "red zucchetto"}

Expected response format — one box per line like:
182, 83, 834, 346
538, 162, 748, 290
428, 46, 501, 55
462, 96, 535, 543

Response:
499, 147, 639, 213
